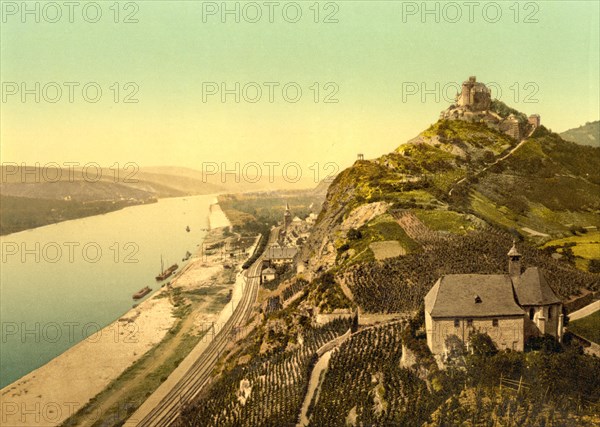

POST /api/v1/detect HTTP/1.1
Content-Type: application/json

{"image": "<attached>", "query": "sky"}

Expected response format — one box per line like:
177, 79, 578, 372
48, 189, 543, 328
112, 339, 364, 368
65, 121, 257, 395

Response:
1, 1, 599, 174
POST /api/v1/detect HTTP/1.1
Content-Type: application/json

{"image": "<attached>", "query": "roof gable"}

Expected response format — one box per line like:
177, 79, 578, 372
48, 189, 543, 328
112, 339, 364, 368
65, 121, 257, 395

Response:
424, 278, 441, 314
514, 267, 561, 306
429, 274, 524, 318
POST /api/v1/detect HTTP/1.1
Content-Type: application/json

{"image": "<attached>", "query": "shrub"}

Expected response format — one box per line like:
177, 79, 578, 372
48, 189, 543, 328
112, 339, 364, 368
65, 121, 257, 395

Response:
469, 331, 498, 357
525, 334, 562, 353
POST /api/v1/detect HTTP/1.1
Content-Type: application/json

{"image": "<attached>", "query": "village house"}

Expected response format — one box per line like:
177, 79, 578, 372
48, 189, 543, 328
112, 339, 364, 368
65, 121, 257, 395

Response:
424, 243, 563, 357
265, 246, 298, 266
261, 267, 276, 284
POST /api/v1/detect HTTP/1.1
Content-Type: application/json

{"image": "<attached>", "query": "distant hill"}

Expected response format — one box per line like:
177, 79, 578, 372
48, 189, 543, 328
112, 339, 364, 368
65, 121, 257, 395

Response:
0, 165, 225, 235
0, 195, 155, 235
312, 177, 336, 196
0, 163, 327, 234
142, 165, 321, 192
560, 121, 600, 147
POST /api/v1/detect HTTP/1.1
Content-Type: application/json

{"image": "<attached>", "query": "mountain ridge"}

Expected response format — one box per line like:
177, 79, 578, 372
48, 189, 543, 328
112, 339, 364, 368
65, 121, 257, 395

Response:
302, 98, 600, 284
560, 120, 600, 147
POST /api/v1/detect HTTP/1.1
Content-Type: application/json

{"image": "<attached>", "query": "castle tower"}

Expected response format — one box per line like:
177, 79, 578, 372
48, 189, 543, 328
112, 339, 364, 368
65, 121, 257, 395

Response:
528, 114, 540, 128
357, 153, 364, 161
457, 77, 475, 107
456, 76, 491, 111
283, 203, 292, 229
508, 241, 522, 280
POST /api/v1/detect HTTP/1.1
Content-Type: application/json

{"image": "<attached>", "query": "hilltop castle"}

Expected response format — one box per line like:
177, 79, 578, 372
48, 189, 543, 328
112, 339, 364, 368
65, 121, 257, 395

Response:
440, 76, 540, 141
456, 76, 492, 111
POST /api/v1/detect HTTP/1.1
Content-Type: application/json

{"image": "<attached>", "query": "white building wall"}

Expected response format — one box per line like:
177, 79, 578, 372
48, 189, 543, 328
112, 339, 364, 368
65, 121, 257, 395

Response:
523, 303, 562, 340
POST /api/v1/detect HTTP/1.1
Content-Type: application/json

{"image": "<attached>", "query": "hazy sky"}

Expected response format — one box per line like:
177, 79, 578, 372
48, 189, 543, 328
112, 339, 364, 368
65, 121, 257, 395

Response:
1, 1, 599, 173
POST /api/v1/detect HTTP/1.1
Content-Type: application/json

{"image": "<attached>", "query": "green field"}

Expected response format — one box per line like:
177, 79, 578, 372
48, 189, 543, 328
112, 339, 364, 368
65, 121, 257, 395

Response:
544, 231, 600, 259
569, 310, 600, 344
413, 209, 477, 235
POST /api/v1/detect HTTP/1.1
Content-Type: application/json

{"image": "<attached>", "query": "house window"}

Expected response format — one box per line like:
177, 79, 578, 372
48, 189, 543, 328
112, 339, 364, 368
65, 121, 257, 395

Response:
492, 319, 499, 327
454, 319, 460, 328
548, 306, 553, 320
529, 308, 535, 320
467, 319, 473, 327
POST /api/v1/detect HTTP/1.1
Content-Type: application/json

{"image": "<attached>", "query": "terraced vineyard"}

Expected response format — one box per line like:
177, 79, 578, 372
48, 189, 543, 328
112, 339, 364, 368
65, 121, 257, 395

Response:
309, 322, 437, 426
346, 213, 599, 313
179, 318, 351, 427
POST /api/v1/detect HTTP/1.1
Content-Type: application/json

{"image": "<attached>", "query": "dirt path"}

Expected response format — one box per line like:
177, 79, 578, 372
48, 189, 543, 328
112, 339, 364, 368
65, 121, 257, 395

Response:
448, 138, 528, 196
297, 349, 334, 426
569, 300, 600, 321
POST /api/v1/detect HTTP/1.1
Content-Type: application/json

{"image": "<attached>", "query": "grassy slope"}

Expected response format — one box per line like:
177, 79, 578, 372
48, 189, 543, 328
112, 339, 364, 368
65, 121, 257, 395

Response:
569, 310, 600, 344
308, 119, 600, 275
472, 128, 600, 242
548, 231, 600, 258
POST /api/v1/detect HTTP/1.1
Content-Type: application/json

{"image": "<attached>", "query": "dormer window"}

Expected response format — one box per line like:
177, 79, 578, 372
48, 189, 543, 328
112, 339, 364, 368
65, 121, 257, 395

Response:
474, 295, 482, 304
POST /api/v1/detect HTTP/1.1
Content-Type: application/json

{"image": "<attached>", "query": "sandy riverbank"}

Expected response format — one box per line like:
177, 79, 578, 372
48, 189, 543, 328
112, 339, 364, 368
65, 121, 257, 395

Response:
0, 203, 233, 427
0, 293, 177, 427
123, 233, 260, 426
208, 199, 231, 230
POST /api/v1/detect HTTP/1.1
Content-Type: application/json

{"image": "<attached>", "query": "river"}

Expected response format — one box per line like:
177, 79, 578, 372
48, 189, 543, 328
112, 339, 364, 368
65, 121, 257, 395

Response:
0, 195, 215, 388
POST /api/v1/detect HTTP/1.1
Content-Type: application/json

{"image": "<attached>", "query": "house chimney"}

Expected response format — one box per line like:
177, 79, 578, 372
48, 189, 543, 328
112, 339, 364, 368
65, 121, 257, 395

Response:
507, 241, 522, 278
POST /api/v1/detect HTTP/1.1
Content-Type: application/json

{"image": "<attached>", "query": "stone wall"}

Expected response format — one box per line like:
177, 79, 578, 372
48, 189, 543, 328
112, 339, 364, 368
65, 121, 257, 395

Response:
315, 310, 353, 325
358, 312, 408, 326
426, 315, 525, 355
565, 291, 597, 313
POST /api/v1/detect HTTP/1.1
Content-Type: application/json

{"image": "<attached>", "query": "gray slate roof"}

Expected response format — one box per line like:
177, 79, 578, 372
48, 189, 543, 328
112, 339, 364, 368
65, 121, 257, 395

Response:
266, 246, 298, 260
425, 274, 524, 318
513, 267, 561, 306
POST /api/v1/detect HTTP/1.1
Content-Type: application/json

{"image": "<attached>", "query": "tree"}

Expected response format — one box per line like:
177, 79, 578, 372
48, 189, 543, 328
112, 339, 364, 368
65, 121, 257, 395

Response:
445, 335, 467, 367
469, 332, 498, 357
347, 228, 363, 240
482, 150, 495, 164
588, 259, 600, 273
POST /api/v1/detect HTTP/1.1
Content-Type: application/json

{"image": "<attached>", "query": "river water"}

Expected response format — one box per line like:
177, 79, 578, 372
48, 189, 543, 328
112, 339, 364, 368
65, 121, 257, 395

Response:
0, 195, 214, 388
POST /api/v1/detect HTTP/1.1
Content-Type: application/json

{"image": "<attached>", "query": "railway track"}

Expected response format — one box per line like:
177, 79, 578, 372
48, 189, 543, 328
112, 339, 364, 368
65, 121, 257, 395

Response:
126, 230, 276, 427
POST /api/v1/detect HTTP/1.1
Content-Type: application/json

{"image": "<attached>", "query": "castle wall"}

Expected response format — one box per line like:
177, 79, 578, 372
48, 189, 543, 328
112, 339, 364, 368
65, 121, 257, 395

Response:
459, 84, 471, 107
499, 119, 521, 140
427, 316, 525, 355
528, 115, 540, 127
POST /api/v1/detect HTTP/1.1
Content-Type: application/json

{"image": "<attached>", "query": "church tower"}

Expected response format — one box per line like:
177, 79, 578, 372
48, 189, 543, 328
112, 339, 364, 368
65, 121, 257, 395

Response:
508, 241, 522, 280
283, 203, 292, 229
